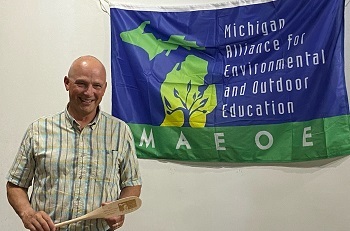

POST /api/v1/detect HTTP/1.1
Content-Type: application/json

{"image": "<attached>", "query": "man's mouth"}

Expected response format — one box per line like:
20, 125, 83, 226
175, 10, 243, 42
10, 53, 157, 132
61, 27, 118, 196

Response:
80, 98, 94, 104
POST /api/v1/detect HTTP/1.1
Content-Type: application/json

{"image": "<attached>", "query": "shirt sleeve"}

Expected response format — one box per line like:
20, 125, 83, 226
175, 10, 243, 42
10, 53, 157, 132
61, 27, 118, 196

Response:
119, 123, 142, 188
6, 125, 35, 188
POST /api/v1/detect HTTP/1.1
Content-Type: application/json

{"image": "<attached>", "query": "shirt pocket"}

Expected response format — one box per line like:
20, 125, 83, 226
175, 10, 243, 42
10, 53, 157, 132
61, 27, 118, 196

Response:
91, 150, 120, 183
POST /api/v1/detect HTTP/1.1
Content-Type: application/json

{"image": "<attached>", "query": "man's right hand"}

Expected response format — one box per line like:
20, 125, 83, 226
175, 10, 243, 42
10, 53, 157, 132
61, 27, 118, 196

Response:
21, 209, 56, 231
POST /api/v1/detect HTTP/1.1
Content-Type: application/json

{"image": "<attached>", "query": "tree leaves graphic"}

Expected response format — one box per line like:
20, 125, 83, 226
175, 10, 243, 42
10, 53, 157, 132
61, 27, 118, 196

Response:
164, 80, 210, 121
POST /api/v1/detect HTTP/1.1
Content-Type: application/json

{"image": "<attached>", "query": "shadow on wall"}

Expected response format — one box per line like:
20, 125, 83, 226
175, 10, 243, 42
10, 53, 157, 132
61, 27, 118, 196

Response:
153, 155, 349, 169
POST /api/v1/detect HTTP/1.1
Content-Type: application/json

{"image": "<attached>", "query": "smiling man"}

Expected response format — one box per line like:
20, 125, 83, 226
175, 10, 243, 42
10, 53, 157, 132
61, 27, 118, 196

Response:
6, 55, 142, 231
64, 56, 108, 128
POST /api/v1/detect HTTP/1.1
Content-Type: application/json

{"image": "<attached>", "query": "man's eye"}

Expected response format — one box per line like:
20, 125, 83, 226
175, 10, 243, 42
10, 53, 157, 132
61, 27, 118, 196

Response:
76, 83, 86, 88
93, 85, 102, 89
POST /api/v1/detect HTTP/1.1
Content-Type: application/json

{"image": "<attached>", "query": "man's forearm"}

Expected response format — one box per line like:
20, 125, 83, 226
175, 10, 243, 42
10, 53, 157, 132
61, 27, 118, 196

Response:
7, 181, 56, 231
119, 185, 142, 199
6, 181, 35, 219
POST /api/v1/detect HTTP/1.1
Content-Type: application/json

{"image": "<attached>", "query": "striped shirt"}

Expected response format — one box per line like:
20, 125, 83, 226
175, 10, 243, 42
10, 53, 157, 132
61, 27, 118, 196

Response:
7, 108, 142, 231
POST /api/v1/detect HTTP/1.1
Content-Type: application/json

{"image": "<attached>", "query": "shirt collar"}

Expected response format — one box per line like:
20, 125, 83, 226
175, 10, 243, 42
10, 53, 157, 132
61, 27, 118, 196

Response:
64, 106, 101, 130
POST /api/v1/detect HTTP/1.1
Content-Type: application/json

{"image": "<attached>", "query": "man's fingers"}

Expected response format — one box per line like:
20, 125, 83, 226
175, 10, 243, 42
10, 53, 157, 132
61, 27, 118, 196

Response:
31, 218, 45, 231
105, 215, 125, 230
102, 202, 125, 230
41, 212, 56, 230
23, 211, 55, 231
25, 222, 39, 231
35, 212, 51, 231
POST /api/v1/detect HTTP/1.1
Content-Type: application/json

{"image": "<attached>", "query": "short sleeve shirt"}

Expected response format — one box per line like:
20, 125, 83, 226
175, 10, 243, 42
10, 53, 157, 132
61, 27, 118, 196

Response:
7, 108, 142, 230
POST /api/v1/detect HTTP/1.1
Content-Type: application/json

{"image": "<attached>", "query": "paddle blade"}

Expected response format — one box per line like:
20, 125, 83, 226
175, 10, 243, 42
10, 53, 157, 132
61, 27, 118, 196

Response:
102, 196, 142, 218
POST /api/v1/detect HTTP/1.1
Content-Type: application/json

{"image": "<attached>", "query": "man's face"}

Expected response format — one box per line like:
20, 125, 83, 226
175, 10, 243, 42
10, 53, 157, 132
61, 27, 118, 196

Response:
64, 60, 107, 119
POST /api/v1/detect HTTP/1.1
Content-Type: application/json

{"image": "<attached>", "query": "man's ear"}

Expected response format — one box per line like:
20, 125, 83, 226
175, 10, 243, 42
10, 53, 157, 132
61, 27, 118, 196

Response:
64, 76, 70, 91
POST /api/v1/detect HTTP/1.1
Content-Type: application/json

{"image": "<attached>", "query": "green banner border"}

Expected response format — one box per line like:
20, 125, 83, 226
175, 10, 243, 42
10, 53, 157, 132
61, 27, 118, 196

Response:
128, 115, 350, 163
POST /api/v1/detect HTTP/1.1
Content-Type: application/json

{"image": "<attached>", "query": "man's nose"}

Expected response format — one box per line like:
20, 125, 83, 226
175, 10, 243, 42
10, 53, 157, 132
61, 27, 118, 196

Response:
84, 84, 94, 95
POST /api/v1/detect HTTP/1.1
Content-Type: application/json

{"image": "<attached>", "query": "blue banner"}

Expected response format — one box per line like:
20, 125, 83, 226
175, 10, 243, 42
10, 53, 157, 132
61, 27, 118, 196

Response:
110, 0, 350, 162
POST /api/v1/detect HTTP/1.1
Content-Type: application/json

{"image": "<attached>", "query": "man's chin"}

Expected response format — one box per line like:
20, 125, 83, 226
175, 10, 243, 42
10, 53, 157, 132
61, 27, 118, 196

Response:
79, 105, 97, 114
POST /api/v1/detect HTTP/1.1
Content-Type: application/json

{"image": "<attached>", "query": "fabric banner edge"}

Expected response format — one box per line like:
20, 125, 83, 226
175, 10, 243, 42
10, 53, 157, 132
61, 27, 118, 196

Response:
109, 0, 276, 12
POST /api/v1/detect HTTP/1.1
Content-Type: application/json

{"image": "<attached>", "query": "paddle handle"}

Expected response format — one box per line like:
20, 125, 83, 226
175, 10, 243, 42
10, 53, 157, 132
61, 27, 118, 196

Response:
55, 215, 88, 228
54, 196, 141, 228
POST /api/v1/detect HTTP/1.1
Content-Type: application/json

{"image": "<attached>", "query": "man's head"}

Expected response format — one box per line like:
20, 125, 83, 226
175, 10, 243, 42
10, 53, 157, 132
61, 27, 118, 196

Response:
64, 55, 107, 120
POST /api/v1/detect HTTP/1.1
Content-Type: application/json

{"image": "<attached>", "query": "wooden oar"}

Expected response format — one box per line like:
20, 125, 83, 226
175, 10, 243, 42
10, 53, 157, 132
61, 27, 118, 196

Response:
55, 196, 142, 228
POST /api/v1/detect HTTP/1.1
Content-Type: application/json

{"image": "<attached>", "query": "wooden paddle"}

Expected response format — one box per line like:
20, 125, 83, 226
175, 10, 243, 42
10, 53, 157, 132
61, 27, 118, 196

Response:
55, 196, 142, 228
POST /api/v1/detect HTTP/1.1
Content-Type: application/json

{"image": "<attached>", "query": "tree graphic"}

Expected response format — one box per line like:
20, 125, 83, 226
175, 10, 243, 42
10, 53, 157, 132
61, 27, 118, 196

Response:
160, 55, 216, 127
164, 81, 210, 127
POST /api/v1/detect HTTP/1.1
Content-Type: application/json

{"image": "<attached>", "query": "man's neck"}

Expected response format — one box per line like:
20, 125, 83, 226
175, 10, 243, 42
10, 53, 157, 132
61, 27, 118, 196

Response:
75, 117, 93, 129
67, 107, 98, 129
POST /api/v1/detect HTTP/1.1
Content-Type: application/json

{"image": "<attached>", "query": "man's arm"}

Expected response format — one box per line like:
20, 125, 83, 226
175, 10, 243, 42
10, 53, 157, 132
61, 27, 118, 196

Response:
6, 182, 55, 231
119, 185, 142, 198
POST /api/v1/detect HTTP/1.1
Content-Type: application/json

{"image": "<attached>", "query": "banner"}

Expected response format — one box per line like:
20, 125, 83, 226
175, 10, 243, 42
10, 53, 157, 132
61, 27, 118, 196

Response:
110, 0, 350, 162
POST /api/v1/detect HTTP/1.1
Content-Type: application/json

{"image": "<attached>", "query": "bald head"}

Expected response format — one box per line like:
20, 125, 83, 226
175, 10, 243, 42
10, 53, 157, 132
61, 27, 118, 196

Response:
68, 55, 106, 81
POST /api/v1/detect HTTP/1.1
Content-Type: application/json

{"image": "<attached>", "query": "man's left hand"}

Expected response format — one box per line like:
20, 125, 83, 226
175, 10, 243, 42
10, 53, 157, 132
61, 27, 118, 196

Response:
102, 202, 125, 230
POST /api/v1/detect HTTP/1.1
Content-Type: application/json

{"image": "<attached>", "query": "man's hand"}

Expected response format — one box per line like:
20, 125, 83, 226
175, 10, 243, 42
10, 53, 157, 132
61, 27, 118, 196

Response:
102, 186, 141, 230
6, 182, 56, 231
21, 209, 56, 231
102, 202, 125, 230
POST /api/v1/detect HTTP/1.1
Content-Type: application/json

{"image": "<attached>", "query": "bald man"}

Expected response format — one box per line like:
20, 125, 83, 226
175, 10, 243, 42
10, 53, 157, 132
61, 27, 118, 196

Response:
6, 55, 142, 231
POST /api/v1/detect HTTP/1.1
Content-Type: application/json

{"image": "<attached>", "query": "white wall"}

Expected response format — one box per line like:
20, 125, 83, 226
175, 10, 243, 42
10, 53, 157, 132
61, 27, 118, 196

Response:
0, 1, 349, 230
